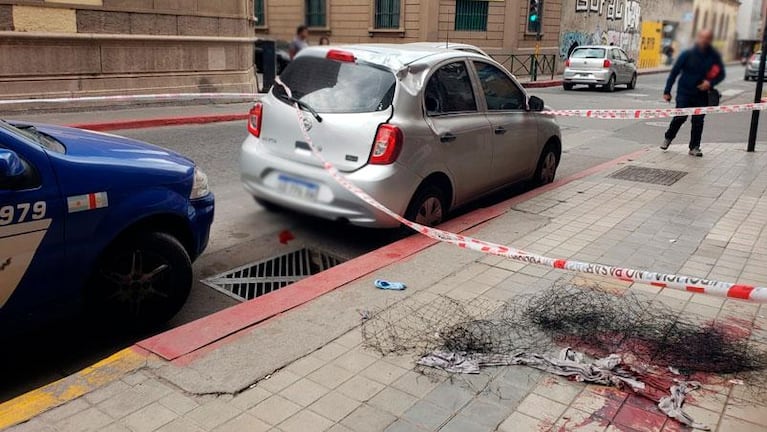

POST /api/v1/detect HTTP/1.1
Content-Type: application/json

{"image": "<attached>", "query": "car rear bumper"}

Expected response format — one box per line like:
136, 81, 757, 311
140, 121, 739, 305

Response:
563, 68, 611, 84
240, 136, 421, 229
746, 65, 766, 77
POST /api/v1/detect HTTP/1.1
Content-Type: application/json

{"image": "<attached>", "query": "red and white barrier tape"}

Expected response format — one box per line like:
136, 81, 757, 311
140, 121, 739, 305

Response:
275, 77, 767, 303
546, 99, 767, 119
0, 93, 262, 105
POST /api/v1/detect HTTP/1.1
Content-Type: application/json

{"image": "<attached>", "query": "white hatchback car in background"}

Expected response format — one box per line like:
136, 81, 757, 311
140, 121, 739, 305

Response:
240, 44, 561, 228
563, 45, 638, 92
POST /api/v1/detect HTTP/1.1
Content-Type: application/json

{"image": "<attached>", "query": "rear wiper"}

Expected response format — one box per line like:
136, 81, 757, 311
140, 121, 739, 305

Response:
286, 95, 323, 123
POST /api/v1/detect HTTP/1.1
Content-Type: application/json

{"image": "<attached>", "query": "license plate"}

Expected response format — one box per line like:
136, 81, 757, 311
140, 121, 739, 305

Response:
277, 174, 319, 201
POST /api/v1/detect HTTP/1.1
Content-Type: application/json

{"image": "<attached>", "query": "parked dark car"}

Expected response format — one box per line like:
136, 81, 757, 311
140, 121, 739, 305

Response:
255, 39, 291, 75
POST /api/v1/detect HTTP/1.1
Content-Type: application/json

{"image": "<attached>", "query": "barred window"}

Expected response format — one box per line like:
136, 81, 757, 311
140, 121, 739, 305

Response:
253, 0, 265, 26
455, 0, 488, 32
306, 0, 326, 28
374, 0, 401, 29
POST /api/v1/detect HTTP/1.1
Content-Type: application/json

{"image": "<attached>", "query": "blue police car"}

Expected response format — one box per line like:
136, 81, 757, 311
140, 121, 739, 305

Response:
0, 119, 214, 330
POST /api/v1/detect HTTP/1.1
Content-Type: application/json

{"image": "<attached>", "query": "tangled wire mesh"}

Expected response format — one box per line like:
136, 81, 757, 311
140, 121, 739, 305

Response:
362, 283, 767, 376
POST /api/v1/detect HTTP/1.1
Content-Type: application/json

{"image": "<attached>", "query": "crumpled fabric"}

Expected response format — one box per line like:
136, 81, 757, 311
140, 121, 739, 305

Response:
418, 348, 709, 430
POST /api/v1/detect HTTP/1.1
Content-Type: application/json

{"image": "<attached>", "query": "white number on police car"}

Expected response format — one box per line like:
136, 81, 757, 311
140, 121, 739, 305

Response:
0, 202, 47, 226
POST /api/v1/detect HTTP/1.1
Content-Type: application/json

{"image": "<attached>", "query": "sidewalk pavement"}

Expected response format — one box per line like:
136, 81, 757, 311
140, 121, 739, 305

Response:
6, 142, 767, 432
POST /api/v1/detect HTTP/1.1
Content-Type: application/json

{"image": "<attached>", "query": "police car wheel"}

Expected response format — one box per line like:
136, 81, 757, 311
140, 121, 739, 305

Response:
86, 232, 192, 330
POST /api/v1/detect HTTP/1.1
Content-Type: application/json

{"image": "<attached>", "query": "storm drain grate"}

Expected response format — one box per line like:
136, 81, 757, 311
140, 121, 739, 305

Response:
202, 248, 346, 302
608, 166, 688, 186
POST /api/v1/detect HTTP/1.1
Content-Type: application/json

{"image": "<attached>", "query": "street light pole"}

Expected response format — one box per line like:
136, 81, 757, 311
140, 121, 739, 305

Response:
747, 21, 767, 152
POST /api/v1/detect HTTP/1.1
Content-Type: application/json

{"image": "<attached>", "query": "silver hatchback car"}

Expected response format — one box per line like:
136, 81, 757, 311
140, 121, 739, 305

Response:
563, 45, 637, 92
241, 44, 561, 228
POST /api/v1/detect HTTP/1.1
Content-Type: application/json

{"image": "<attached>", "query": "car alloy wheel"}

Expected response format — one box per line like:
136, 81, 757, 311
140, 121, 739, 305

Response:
605, 75, 616, 92
628, 74, 637, 89
405, 185, 448, 228
416, 196, 444, 226
539, 152, 558, 184
87, 232, 192, 330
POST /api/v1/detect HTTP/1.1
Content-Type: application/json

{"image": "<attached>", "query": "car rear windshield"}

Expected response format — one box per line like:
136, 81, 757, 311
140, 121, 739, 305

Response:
571, 48, 606, 59
274, 56, 396, 113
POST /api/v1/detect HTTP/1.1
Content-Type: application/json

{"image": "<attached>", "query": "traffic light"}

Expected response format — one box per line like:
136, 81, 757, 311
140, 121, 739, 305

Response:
528, 0, 542, 33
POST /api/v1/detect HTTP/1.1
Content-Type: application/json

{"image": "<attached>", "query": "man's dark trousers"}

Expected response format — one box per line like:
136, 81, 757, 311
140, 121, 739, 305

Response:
664, 91, 708, 150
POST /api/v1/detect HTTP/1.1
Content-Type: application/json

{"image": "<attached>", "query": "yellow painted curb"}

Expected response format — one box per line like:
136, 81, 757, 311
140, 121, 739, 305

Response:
0, 347, 147, 429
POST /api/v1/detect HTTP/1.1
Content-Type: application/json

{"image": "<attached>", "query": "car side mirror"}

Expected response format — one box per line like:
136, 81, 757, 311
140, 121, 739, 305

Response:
527, 96, 545, 112
0, 148, 25, 179
628, 58, 636, 64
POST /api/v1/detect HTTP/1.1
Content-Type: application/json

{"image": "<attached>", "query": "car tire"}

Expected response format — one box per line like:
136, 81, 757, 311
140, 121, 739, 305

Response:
405, 184, 448, 228
627, 74, 637, 89
603, 75, 616, 92
533, 144, 559, 186
563, 83, 574, 91
85, 232, 192, 330
588, 84, 597, 90
255, 197, 283, 212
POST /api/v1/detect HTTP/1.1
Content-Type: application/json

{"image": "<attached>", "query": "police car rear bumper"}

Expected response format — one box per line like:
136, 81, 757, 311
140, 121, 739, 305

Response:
189, 193, 215, 260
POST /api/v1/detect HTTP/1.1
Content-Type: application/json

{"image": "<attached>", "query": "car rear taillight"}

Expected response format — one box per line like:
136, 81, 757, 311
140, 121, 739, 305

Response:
603, 59, 612, 68
248, 103, 263, 137
327, 49, 356, 63
369, 124, 402, 165
565, 59, 571, 67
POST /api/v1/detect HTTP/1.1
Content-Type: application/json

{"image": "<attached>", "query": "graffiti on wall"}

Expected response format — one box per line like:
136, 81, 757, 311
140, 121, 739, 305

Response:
562, 0, 642, 61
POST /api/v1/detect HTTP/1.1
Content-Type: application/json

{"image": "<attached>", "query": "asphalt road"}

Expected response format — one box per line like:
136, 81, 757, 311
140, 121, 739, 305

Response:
2, 64, 763, 402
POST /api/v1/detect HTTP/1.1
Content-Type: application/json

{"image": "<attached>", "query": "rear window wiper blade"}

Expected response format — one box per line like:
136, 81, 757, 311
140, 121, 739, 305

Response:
286, 95, 323, 123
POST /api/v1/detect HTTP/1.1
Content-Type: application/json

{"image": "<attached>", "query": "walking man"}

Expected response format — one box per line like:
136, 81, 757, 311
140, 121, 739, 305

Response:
289, 25, 310, 60
661, 29, 725, 157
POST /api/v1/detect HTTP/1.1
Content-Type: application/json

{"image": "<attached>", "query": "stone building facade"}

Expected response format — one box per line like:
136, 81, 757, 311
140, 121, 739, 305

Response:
0, 0, 257, 101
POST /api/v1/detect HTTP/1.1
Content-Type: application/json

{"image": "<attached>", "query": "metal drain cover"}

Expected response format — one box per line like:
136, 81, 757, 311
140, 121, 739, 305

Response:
203, 248, 346, 302
609, 166, 687, 186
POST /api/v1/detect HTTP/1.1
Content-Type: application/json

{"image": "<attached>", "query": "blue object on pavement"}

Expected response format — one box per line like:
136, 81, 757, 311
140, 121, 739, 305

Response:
375, 279, 407, 290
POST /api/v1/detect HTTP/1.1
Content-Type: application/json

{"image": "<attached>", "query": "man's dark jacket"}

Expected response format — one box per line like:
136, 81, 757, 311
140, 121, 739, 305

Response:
664, 47, 725, 99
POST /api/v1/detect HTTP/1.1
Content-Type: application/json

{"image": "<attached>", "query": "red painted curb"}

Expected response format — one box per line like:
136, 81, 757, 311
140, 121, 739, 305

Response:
137, 147, 648, 361
69, 113, 248, 132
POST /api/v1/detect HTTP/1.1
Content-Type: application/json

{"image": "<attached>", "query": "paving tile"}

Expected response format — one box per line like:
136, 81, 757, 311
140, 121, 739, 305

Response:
56, 407, 113, 432
497, 411, 550, 432
158, 392, 200, 415
40, 398, 91, 422
687, 389, 727, 413
334, 331, 364, 349
717, 415, 765, 432
278, 409, 335, 432
360, 360, 409, 385
384, 419, 423, 432
341, 404, 397, 432
333, 349, 379, 373
533, 376, 584, 405
570, 389, 623, 420
185, 398, 242, 430
156, 417, 206, 432
122, 371, 150, 386
516, 393, 568, 423
122, 403, 178, 432
367, 387, 419, 416
309, 391, 361, 422
97, 424, 132, 432
724, 397, 767, 426
440, 414, 495, 432
554, 408, 610, 431
423, 380, 476, 412
612, 402, 666, 432
459, 397, 516, 428
313, 342, 350, 362
327, 424, 355, 432
337, 375, 386, 401
249, 394, 302, 425
497, 366, 543, 391
286, 355, 327, 376
98, 387, 161, 419
308, 363, 357, 389
6, 419, 58, 432
212, 413, 270, 432
280, 378, 330, 406
401, 400, 452, 431
85, 380, 131, 405
259, 370, 303, 393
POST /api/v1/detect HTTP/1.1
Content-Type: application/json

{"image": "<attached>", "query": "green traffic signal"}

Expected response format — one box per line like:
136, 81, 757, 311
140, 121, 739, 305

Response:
530, 14, 538, 22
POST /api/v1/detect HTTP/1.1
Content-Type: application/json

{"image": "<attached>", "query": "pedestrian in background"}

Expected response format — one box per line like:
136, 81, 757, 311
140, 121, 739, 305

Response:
319, 36, 330, 46
289, 25, 310, 60
661, 29, 725, 157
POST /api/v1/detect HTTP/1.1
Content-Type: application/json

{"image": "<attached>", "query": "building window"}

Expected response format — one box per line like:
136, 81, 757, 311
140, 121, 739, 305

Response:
306, 0, 326, 28
374, 0, 401, 29
455, 0, 488, 32
692, 8, 699, 34
254, 0, 265, 26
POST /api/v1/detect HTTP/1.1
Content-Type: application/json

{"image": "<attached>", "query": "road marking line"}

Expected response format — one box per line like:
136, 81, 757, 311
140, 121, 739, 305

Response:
0, 347, 148, 429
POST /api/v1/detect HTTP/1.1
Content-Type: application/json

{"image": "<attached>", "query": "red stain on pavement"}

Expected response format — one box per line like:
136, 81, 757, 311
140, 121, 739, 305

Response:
278, 229, 295, 245
613, 403, 667, 432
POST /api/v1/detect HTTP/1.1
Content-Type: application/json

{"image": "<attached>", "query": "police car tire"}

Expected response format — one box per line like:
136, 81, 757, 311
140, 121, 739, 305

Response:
86, 232, 192, 330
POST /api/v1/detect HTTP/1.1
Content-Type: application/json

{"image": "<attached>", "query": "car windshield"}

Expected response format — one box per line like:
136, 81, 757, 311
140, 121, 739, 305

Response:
571, 48, 606, 59
0, 120, 66, 154
274, 56, 396, 113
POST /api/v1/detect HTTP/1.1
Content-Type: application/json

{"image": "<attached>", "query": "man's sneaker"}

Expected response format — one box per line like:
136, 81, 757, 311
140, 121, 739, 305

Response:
689, 148, 703, 157
660, 139, 671, 150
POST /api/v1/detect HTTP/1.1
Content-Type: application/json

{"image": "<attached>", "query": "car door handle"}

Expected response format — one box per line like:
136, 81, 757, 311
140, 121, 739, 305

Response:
440, 133, 457, 143
494, 127, 507, 135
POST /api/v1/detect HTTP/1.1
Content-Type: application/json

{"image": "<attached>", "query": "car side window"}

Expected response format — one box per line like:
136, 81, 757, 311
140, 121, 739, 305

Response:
424, 62, 477, 115
472, 62, 526, 111
619, 50, 629, 61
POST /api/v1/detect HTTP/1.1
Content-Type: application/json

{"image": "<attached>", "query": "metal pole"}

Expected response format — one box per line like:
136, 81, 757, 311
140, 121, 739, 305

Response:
747, 22, 767, 152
